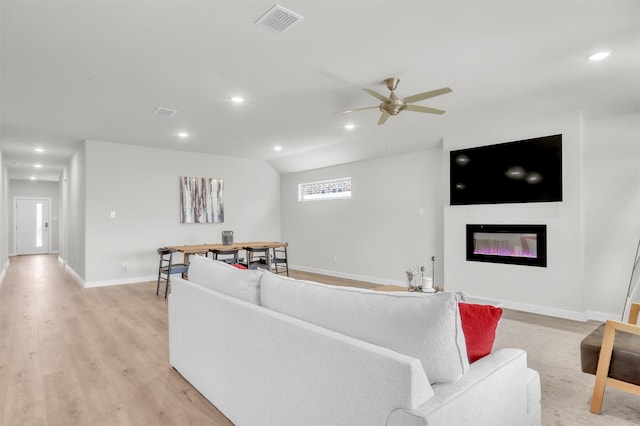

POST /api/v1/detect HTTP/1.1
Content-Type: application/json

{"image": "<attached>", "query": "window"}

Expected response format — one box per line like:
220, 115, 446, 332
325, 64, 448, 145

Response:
299, 177, 351, 201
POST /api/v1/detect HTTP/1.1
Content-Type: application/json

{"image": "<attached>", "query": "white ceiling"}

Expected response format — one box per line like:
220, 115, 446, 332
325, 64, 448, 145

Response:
1, 1, 639, 181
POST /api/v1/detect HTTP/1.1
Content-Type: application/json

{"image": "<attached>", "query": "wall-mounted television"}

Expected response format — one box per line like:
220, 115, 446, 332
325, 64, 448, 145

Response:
450, 134, 562, 205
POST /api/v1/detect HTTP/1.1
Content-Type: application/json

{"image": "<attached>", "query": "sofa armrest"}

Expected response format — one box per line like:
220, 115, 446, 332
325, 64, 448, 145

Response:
387, 348, 539, 426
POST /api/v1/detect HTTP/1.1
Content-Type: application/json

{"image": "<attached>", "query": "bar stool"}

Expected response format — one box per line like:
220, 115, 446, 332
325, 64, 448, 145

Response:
209, 248, 239, 264
243, 246, 270, 270
271, 244, 289, 276
156, 247, 189, 298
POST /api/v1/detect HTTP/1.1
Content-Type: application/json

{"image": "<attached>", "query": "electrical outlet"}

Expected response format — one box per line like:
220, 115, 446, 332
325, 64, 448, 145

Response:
333, 256, 338, 263
122, 262, 127, 271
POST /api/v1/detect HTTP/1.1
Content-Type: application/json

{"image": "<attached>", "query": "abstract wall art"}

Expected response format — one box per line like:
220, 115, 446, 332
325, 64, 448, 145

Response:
179, 177, 224, 223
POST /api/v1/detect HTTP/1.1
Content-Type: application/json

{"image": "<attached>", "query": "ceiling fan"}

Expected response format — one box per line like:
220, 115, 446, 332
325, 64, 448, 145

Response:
334, 77, 452, 125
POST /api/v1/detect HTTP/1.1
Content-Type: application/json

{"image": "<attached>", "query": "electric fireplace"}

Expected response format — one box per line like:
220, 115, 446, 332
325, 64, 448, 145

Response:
466, 224, 547, 267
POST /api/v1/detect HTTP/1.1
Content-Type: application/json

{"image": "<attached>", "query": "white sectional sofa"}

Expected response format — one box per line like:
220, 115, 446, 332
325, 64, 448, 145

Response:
169, 256, 541, 426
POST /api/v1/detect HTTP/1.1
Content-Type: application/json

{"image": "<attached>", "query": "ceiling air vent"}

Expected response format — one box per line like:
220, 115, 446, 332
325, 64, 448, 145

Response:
152, 107, 177, 117
255, 4, 303, 34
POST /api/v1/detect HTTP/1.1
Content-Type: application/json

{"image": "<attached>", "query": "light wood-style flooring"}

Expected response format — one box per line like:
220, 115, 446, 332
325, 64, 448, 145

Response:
1, 254, 599, 425
0, 254, 236, 425
0, 255, 381, 425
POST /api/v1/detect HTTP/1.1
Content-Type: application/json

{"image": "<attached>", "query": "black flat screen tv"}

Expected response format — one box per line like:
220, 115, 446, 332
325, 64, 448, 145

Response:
450, 134, 562, 205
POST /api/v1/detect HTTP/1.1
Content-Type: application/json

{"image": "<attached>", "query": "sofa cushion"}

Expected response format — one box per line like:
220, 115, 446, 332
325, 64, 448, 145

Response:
580, 323, 640, 386
458, 302, 503, 363
260, 272, 469, 383
187, 255, 262, 305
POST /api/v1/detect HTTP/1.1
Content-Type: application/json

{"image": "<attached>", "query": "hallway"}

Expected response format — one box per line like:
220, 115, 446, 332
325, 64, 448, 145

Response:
0, 254, 231, 425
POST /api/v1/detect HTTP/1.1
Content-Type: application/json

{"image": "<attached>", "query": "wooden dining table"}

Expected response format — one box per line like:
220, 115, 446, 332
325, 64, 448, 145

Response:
165, 241, 287, 265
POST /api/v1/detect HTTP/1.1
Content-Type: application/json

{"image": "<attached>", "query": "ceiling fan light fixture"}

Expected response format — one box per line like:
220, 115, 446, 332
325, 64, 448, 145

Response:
336, 78, 451, 125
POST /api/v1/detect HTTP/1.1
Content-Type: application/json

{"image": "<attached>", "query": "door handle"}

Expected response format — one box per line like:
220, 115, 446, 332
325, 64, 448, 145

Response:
44, 222, 49, 229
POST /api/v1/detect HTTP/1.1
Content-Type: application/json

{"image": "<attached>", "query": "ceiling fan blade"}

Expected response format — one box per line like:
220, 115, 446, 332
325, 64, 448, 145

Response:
331, 106, 379, 114
405, 104, 446, 115
377, 111, 390, 125
364, 88, 391, 103
402, 87, 452, 104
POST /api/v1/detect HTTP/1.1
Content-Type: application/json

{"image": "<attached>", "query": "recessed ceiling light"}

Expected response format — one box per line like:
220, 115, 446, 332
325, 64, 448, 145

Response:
34, 164, 42, 168
230, 96, 245, 103
178, 132, 189, 138
34, 148, 44, 153
274, 146, 283, 151
30, 176, 36, 181
344, 124, 355, 130
587, 50, 611, 61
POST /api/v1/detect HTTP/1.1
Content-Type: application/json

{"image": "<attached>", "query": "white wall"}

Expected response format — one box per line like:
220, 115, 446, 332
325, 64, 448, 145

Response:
279, 111, 637, 321
65, 144, 87, 279
583, 113, 640, 318
7, 180, 60, 254
281, 150, 444, 286
443, 113, 585, 319
39, 112, 640, 318
0, 151, 8, 280
78, 140, 280, 286
59, 166, 69, 264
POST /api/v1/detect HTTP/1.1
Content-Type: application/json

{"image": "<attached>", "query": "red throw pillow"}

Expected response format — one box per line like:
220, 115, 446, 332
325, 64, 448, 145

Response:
458, 302, 503, 363
231, 263, 248, 270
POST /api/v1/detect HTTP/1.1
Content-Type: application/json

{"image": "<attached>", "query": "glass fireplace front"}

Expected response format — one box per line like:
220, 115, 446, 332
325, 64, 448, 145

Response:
466, 224, 547, 267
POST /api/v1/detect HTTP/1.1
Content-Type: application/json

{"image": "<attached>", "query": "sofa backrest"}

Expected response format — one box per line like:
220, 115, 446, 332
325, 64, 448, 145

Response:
169, 277, 434, 426
187, 255, 262, 305
260, 272, 469, 384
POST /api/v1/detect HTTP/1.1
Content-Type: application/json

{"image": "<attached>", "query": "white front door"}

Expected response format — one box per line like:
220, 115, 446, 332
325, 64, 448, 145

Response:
15, 198, 50, 255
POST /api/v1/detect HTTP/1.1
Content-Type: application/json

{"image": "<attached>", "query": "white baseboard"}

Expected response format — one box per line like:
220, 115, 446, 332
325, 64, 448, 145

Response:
83, 275, 157, 288
290, 264, 401, 286
585, 310, 622, 322
61, 257, 156, 288
63, 261, 156, 288
0, 258, 9, 285
65, 265, 158, 288
463, 294, 619, 322
65, 264, 85, 287
291, 265, 619, 322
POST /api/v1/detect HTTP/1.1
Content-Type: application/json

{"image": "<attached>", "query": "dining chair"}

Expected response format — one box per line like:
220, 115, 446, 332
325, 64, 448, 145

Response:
209, 248, 240, 264
243, 246, 270, 270
156, 247, 189, 298
270, 244, 289, 276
